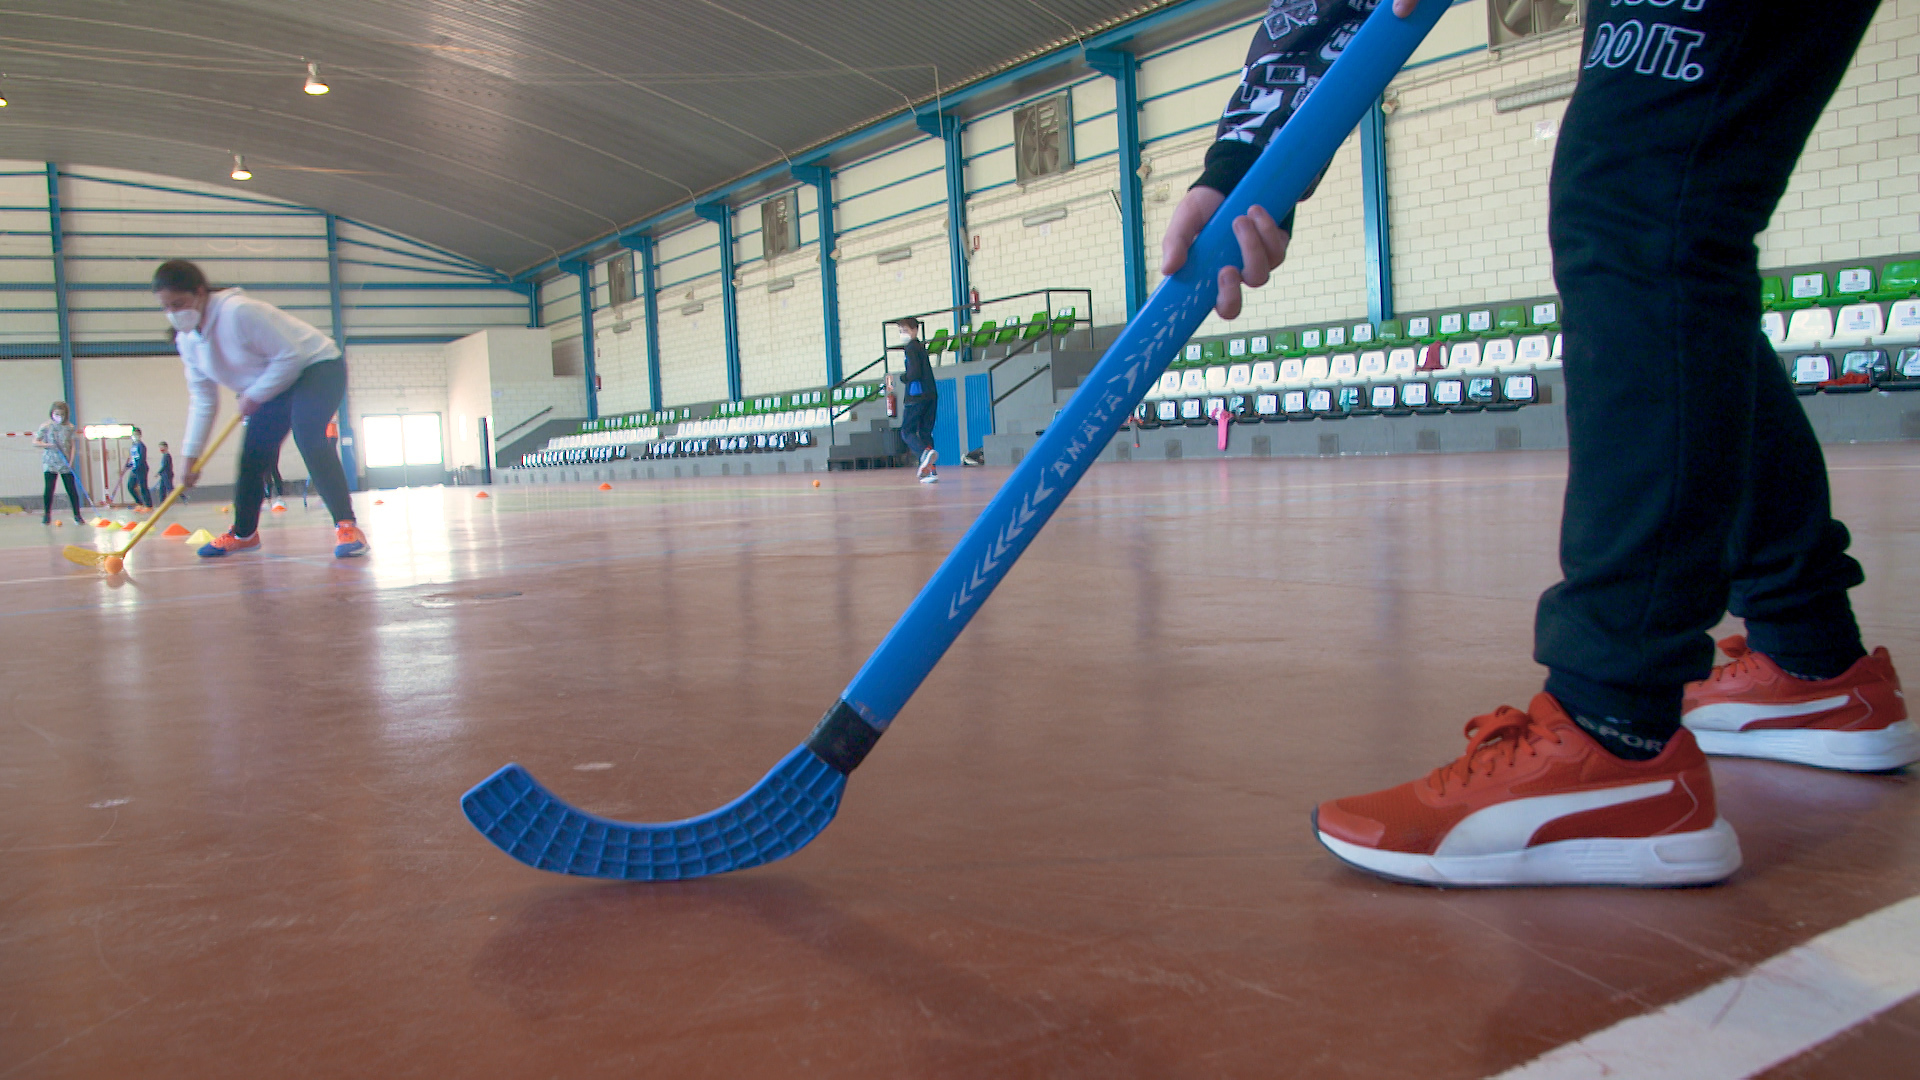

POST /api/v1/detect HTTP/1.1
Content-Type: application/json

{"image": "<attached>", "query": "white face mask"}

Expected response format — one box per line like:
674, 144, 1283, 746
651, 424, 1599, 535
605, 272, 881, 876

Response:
166, 307, 201, 333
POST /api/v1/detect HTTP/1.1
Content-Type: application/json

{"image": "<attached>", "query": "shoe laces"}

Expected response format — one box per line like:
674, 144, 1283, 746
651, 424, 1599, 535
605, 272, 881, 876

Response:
1703, 635, 1763, 685
1425, 706, 1562, 796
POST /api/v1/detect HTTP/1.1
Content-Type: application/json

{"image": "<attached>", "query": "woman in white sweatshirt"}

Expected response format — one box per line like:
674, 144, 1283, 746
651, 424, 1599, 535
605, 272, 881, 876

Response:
152, 260, 367, 558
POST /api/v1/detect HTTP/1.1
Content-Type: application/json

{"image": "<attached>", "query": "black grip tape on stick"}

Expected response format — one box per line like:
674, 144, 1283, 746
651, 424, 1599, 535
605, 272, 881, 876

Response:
806, 700, 882, 775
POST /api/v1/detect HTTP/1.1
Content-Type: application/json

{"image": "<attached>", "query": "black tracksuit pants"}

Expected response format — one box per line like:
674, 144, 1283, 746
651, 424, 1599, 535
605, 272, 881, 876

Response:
232, 358, 355, 537
1535, 1, 1878, 738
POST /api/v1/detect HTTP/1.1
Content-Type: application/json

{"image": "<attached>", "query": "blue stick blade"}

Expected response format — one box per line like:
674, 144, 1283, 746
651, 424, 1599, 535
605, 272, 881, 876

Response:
461, 745, 846, 880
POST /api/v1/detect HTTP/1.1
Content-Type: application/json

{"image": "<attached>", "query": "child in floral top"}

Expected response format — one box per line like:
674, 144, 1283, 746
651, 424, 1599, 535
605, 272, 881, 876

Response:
32, 401, 85, 525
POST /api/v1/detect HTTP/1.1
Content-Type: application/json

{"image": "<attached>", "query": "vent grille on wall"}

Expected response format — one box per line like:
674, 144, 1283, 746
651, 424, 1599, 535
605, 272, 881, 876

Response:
761, 190, 800, 258
1013, 92, 1074, 184
1490, 0, 1582, 48
608, 251, 635, 307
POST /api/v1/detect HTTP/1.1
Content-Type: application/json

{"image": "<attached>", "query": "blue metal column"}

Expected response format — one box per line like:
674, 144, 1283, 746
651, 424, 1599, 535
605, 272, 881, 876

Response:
1086, 51, 1146, 318
524, 279, 541, 328
621, 234, 665, 412
1360, 100, 1394, 324
323, 213, 361, 490
789, 164, 843, 385
915, 112, 970, 322
560, 261, 598, 419
44, 164, 75, 408
692, 202, 742, 401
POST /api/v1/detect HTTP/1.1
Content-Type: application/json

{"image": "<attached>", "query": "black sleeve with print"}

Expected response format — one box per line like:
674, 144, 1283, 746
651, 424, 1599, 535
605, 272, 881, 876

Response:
1193, 0, 1379, 229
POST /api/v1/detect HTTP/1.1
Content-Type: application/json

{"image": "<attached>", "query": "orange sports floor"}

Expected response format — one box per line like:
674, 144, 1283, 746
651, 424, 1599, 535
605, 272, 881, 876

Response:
3, 445, 1917, 1078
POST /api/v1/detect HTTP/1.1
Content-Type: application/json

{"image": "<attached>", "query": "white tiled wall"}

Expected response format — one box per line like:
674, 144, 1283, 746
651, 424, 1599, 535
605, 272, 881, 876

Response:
536, 0, 1920, 407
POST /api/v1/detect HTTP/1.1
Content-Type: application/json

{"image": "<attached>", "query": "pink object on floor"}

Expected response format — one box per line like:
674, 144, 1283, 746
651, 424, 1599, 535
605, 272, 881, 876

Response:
1213, 405, 1230, 452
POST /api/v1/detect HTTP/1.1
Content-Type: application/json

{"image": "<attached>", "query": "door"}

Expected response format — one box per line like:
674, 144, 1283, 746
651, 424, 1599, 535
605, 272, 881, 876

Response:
932, 378, 960, 468
963, 373, 994, 452
361, 413, 445, 488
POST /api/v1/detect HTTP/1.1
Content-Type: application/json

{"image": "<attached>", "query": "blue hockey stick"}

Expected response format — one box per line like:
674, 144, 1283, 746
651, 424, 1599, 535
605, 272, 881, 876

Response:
463, 0, 1455, 880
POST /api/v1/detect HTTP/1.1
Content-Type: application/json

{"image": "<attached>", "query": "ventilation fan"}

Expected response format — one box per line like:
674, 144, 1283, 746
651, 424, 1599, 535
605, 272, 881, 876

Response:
1490, 0, 1581, 47
1013, 93, 1074, 184
761, 191, 800, 258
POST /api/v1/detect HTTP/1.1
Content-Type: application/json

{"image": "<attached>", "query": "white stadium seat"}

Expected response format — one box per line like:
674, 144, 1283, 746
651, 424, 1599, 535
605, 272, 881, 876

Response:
1782, 307, 1834, 349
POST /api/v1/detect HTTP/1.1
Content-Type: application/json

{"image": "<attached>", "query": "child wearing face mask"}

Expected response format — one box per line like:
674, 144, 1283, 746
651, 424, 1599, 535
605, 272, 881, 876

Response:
32, 401, 86, 525
152, 259, 368, 559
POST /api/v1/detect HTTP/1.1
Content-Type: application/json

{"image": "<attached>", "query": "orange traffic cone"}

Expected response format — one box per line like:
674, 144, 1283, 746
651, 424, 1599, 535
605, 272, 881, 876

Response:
476, 491, 491, 499
162, 522, 190, 537
598, 482, 612, 491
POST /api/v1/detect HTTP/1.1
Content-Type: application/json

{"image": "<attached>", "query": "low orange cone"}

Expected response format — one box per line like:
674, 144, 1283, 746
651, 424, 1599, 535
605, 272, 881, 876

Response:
598, 482, 612, 491
120, 521, 140, 531
162, 522, 190, 538
373, 499, 384, 506
476, 491, 491, 499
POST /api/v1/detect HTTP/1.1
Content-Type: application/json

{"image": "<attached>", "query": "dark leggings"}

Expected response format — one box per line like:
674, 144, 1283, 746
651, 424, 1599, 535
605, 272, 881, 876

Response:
232, 358, 354, 537
1534, 1, 1878, 734
42, 471, 82, 518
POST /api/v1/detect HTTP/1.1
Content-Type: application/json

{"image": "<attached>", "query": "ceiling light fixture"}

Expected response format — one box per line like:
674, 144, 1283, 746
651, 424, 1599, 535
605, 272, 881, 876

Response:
231, 154, 252, 181
304, 62, 329, 95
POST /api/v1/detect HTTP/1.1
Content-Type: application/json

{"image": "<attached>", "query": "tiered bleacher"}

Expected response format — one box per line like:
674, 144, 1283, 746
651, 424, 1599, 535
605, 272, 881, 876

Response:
514, 385, 883, 469
1760, 262, 1920, 393
1138, 301, 1560, 428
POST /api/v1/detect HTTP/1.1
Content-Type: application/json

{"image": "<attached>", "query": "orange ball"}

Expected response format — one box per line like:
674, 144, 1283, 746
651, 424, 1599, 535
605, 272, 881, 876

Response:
103, 555, 124, 574
812, 480, 821, 487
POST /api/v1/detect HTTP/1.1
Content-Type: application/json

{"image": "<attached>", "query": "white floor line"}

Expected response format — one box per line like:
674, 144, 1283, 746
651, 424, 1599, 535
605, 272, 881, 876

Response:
1491, 894, 1920, 1080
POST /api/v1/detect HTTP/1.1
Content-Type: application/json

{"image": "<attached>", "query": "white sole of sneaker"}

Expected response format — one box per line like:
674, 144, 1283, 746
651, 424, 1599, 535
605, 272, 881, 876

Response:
1315, 816, 1742, 887
1689, 719, 1920, 771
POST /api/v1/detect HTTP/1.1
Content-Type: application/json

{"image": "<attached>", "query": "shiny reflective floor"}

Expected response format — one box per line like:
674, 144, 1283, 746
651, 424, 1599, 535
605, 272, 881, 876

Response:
3, 446, 1917, 1079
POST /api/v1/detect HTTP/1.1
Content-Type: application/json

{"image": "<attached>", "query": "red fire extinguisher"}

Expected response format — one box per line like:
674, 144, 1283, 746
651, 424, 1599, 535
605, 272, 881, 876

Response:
885, 377, 898, 418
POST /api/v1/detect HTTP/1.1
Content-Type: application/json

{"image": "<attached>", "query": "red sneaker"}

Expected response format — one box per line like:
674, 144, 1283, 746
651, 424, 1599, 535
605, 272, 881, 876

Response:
1683, 636, 1916, 771
1314, 694, 1740, 887
197, 530, 261, 558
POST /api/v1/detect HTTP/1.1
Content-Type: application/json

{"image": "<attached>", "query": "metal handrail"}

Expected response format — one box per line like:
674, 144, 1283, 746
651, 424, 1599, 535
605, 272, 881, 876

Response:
494, 405, 554, 442
992, 362, 1052, 407
883, 287, 1093, 367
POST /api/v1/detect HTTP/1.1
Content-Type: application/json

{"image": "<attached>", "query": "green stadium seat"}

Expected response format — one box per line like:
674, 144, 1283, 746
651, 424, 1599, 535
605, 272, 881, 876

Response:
1835, 266, 1874, 298
1779, 271, 1827, 311
995, 317, 1023, 344
1201, 341, 1226, 362
1050, 307, 1077, 334
1495, 307, 1525, 331
1761, 276, 1785, 309
1273, 330, 1301, 357
1022, 312, 1049, 339
1377, 319, 1404, 342
1527, 301, 1560, 329
927, 329, 950, 355
1438, 312, 1467, 338
1871, 260, 1920, 301
969, 320, 998, 347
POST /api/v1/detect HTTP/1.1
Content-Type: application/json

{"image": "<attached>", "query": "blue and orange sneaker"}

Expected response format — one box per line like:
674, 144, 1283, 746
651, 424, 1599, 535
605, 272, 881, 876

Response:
333, 520, 369, 559
198, 530, 260, 558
